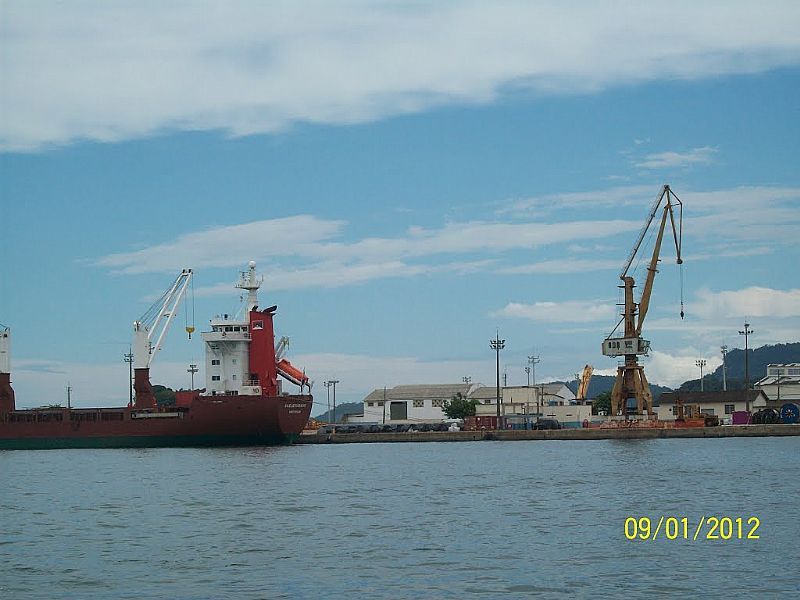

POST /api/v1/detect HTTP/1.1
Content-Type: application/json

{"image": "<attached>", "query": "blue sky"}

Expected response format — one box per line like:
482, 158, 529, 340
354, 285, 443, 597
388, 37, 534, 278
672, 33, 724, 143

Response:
1, 1, 799, 411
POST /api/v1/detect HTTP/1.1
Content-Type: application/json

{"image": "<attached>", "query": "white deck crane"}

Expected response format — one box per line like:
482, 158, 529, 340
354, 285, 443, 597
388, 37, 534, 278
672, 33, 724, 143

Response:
133, 269, 194, 369
602, 185, 683, 417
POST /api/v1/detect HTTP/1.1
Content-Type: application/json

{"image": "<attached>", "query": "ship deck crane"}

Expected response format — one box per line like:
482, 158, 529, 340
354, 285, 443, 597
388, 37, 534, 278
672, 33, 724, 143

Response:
133, 269, 194, 370
602, 185, 683, 417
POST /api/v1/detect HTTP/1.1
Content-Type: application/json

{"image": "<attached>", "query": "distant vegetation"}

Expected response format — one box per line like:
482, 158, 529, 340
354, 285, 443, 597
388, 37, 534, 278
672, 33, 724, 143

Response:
314, 401, 363, 422
678, 342, 800, 392
153, 385, 176, 406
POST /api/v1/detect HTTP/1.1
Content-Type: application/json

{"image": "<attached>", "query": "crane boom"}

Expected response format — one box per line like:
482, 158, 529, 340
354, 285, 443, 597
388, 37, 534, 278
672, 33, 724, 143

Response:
133, 269, 193, 368
636, 187, 683, 334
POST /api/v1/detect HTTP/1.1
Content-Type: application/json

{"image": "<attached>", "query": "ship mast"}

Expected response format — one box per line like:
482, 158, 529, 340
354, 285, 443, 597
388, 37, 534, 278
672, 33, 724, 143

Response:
237, 260, 263, 312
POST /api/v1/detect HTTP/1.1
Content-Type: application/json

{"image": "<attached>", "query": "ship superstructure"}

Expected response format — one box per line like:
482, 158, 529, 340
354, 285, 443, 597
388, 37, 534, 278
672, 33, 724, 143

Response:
201, 261, 308, 398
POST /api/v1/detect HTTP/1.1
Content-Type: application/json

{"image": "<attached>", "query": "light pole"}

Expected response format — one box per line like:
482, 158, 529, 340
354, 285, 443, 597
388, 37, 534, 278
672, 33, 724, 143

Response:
527, 354, 540, 386
323, 381, 332, 423
490, 333, 505, 429
524, 366, 532, 427
462, 376, 471, 386
739, 322, 753, 390
328, 379, 340, 430
187, 363, 198, 390
720, 345, 728, 392
695, 359, 707, 392
123, 347, 134, 407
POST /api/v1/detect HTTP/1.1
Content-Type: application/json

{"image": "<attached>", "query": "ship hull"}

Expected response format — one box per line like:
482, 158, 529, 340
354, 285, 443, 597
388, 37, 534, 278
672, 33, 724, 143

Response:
0, 394, 312, 451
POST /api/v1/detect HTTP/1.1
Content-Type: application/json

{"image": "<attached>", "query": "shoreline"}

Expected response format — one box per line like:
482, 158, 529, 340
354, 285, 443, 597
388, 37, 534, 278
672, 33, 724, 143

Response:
297, 423, 800, 444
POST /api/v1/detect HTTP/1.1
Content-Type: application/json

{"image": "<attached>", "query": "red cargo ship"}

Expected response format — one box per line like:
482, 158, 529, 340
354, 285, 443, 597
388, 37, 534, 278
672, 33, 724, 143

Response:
0, 262, 313, 450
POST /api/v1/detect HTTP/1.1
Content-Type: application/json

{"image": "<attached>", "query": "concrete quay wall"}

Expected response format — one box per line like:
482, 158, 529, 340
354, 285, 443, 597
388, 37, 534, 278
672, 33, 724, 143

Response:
297, 424, 800, 444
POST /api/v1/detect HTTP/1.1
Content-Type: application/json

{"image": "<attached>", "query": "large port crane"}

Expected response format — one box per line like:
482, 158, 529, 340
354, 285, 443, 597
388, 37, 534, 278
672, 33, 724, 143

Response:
602, 185, 683, 417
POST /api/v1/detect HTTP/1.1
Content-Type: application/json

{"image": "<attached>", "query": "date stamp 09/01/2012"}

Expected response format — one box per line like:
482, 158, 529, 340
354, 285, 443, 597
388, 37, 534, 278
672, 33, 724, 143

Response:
624, 516, 761, 541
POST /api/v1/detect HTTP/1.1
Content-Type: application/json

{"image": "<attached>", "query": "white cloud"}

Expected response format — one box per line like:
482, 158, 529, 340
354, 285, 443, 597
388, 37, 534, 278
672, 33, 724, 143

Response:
3, 2, 800, 151
92, 183, 800, 292
491, 299, 616, 323
499, 257, 620, 275
635, 146, 718, 169
95, 216, 345, 274
94, 214, 641, 280
499, 185, 656, 215
642, 350, 722, 389
693, 287, 800, 319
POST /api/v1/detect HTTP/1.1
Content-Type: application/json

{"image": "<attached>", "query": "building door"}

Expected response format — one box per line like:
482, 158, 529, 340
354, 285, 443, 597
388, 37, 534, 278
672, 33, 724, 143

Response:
390, 401, 407, 420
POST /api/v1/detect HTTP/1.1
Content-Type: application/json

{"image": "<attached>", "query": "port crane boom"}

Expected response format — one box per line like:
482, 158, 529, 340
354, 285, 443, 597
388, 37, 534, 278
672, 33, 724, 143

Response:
602, 185, 683, 417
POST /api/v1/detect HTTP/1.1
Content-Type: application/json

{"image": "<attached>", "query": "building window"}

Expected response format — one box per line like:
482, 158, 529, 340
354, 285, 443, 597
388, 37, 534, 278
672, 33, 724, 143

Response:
211, 359, 220, 366
724, 404, 735, 414
432, 399, 444, 408
232, 374, 237, 380
413, 399, 424, 408
789, 368, 800, 375
232, 358, 237, 364
211, 375, 221, 381
367, 402, 374, 407
769, 368, 780, 375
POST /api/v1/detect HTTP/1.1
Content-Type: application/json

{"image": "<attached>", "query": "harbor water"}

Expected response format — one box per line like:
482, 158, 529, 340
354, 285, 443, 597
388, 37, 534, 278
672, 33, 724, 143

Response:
1, 438, 799, 599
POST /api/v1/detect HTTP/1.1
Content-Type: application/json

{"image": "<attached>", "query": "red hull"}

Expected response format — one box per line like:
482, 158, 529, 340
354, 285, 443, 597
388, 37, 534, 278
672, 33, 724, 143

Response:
0, 394, 313, 450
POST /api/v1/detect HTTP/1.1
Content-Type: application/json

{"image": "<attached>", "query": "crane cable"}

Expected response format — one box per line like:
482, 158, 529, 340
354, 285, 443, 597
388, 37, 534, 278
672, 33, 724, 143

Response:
184, 276, 196, 339
680, 261, 685, 320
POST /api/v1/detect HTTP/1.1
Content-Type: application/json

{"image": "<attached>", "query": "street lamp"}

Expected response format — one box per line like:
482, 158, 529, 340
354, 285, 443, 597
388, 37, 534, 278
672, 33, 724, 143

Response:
739, 322, 753, 393
695, 359, 707, 392
720, 345, 728, 391
527, 354, 540, 386
187, 363, 198, 390
739, 322, 754, 414
123, 347, 134, 407
490, 333, 505, 429
323, 381, 332, 423
327, 379, 340, 430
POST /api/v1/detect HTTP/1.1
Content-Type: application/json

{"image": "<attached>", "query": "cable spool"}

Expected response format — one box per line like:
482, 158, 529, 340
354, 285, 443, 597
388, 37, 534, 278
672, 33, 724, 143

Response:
779, 403, 800, 424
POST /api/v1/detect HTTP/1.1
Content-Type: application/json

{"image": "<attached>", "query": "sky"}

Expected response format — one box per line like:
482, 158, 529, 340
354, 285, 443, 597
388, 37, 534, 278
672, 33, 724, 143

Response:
1, 1, 799, 413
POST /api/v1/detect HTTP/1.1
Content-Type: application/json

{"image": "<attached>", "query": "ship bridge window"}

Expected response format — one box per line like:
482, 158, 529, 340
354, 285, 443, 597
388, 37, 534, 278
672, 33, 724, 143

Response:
212, 375, 221, 381
211, 359, 220, 366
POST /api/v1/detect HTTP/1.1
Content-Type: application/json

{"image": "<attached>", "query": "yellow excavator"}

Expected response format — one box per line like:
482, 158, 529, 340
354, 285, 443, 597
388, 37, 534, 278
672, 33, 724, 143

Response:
602, 185, 684, 417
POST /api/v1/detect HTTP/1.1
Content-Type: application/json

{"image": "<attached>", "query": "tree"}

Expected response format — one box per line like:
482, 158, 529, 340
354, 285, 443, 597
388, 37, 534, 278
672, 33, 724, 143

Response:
442, 392, 479, 419
592, 391, 611, 416
153, 384, 176, 406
